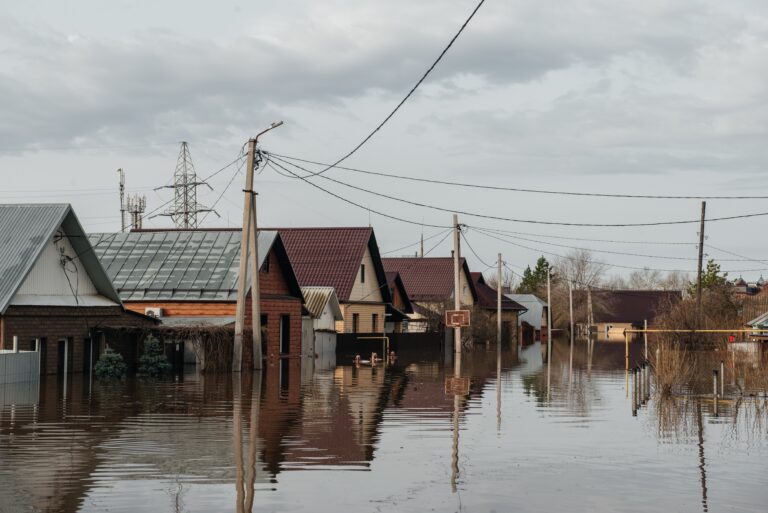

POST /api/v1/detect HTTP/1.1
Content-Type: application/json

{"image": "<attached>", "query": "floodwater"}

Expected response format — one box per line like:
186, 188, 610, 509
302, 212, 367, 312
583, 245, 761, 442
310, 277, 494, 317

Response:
1, 338, 767, 513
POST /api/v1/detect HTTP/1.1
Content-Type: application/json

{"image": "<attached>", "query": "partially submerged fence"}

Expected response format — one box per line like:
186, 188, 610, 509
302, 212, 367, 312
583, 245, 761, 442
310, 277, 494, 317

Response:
0, 349, 40, 385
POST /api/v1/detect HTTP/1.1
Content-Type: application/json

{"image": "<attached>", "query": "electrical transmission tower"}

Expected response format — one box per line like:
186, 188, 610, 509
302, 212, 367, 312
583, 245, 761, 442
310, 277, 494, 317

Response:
156, 142, 216, 228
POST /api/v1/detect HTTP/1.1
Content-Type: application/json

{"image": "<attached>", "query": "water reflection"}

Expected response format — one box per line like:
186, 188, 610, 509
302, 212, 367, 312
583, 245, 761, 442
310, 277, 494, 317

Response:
0, 339, 765, 513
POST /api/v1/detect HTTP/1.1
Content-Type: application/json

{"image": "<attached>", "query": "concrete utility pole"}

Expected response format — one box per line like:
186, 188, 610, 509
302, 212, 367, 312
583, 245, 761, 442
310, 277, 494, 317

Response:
453, 214, 462, 356
497, 253, 503, 346
234, 122, 283, 372
587, 287, 594, 337
569, 280, 574, 378
696, 201, 707, 326
546, 267, 553, 397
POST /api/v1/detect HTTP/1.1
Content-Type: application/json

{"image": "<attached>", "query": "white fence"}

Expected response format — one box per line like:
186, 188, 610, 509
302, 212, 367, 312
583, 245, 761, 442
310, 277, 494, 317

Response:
0, 349, 40, 385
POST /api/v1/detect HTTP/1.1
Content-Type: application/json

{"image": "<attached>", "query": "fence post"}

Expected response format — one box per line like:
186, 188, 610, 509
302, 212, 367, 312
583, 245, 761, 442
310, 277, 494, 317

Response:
720, 360, 724, 397
713, 369, 719, 417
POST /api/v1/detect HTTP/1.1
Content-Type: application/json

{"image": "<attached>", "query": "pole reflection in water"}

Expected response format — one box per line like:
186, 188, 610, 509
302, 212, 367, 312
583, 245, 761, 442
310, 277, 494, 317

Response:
496, 340, 502, 433
451, 345, 462, 493
245, 371, 262, 513
233, 374, 244, 513
696, 402, 709, 513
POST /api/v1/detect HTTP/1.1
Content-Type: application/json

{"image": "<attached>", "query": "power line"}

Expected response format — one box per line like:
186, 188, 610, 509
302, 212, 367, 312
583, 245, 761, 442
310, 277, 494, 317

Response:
706, 243, 768, 268
381, 228, 453, 255
299, 0, 487, 178
472, 226, 768, 274
271, 152, 768, 200
463, 226, 697, 246
266, 159, 450, 228
470, 227, 730, 262
269, 154, 768, 228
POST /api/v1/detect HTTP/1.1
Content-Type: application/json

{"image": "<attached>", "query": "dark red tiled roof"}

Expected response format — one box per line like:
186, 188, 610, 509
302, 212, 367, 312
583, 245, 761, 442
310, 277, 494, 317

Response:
385, 271, 414, 314
381, 257, 476, 302
276, 227, 389, 302
470, 272, 526, 311
575, 289, 682, 324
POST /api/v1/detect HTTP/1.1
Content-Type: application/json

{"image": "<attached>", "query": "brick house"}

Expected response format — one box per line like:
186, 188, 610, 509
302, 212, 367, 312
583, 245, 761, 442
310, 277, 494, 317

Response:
89, 229, 304, 360
0, 204, 158, 375
470, 272, 526, 344
276, 227, 392, 334
384, 271, 414, 333
381, 257, 477, 331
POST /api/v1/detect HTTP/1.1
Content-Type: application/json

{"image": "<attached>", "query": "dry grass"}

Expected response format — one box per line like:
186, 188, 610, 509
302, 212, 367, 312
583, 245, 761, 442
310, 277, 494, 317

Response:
650, 341, 695, 397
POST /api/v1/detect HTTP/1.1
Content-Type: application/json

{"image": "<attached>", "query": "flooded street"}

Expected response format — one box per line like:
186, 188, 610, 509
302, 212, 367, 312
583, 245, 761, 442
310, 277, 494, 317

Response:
1, 340, 767, 513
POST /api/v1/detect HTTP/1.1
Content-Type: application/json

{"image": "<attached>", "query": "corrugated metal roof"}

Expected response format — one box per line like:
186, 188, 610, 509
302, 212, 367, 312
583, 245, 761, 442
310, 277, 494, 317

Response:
88, 230, 278, 301
301, 286, 343, 320
471, 273, 526, 311
506, 294, 546, 329
0, 204, 122, 313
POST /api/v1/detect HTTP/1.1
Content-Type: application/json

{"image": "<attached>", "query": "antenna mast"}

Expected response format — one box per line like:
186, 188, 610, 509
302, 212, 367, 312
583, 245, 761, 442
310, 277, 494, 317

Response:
117, 168, 126, 232
126, 194, 147, 230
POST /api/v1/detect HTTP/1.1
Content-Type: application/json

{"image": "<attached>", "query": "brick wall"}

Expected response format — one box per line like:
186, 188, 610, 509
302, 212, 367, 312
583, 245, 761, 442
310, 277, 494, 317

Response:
0, 305, 156, 375
244, 295, 302, 359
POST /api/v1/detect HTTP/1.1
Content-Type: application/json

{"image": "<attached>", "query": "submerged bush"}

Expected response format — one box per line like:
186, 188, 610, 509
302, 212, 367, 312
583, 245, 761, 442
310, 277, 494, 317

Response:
94, 348, 127, 379
138, 336, 171, 377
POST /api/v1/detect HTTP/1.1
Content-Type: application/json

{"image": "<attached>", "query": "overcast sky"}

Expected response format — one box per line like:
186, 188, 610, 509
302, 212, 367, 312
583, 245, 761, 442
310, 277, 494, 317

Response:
2, 0, 767, 282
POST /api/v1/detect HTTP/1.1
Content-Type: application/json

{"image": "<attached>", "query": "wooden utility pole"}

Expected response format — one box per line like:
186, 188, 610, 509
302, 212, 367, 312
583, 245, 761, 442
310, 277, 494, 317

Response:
696, 201, 706, 326
497, 253, 502, 346
233, 122, 283, 372
453, 214, 462, 356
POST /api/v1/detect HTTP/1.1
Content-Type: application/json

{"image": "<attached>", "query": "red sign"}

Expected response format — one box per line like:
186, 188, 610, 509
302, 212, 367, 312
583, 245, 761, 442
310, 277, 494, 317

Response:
445, 377, 470, 396
445, 310, 471, 328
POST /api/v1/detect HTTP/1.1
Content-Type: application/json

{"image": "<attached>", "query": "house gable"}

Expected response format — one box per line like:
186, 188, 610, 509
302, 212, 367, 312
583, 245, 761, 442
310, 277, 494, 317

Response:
349, 246, 383, 302
12, 228, 118, 307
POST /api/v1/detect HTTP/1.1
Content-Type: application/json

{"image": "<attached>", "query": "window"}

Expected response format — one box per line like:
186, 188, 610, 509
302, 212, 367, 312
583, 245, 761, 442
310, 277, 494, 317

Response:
372, 313, 378, 333
360, 264, 365, 283
280, 315, 290, 354
352, 313, 360, 333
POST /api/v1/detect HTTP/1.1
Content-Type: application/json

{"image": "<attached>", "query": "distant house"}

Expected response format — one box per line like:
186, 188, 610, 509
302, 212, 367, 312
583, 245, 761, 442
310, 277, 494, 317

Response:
506, 294, 548, 344
0, 204, 157, 375
578, 289, 682, 340
747, 311, 768, 340
301, 286, 343, 356
381, 257, 477, 330
470, 273, 526, 343
277, 227, 392, 334
384, 272, 414, 333
89, 229, 304, 361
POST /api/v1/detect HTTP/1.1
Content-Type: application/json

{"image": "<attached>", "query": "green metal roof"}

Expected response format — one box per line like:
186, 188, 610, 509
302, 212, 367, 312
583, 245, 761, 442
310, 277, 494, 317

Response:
88, 230, 279, 301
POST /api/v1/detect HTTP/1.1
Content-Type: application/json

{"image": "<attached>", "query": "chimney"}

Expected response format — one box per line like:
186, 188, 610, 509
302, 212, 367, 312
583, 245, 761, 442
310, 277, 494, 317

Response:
451, 250, 454, 258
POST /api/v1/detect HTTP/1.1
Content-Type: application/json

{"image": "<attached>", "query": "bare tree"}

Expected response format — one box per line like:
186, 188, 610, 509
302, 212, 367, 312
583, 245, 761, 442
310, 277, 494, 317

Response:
554, 249, 607, 289
485, 268, 516, 294
628, 267, 663, 289
603, 274, 628, 290
549, 249, 608, 330
659, 270, 690, 292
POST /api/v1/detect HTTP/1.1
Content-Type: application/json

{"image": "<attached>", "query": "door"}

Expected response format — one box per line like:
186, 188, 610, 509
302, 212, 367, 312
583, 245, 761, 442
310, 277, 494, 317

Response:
39, 338, 48, 375
57, 339, 72, 375
83, 337, 92, 374
280, 315, 290, 354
